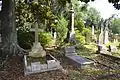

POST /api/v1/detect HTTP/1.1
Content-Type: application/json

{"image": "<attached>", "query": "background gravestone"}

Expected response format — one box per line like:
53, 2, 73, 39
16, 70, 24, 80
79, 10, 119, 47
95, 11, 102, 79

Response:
98, 21, 104, 45
104, 26, 109, 44
92, 25, 94, 36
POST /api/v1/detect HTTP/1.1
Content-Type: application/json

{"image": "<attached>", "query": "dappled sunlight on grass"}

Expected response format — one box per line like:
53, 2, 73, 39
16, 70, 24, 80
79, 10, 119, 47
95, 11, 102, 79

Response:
76, 42, 98, 58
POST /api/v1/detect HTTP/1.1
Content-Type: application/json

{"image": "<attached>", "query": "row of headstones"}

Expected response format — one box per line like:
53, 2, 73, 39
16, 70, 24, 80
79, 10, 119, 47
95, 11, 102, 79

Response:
91, 23, 118, 54
91, 25, 109, 44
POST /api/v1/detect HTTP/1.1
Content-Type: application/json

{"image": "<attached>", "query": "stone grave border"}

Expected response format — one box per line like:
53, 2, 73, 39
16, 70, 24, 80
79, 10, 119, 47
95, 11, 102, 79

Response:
24, 54, 62, 76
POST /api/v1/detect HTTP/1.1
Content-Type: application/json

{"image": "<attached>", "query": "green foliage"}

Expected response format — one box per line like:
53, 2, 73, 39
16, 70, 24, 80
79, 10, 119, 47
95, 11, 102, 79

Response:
111, 18, 120, 34
56, 15, 68, 42
75, 19, 85, 32
82, 27, 91, 36
87, 7, 101, 30
39, 32, 53, 47
75, 29, 85, 44
105, 42, 112, 48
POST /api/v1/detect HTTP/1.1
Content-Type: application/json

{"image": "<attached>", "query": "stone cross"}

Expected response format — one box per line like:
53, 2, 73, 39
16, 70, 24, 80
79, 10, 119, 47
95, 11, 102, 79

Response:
29, 22, 46, 57
30, 22, 41, 44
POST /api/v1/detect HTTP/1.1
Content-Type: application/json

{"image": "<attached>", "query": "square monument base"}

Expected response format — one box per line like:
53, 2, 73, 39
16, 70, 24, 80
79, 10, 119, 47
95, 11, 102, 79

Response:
23, 54, 62, 76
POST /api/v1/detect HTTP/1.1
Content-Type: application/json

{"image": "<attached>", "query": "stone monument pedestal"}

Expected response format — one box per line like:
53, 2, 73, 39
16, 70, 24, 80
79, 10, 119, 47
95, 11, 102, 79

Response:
29, 42, 46, 57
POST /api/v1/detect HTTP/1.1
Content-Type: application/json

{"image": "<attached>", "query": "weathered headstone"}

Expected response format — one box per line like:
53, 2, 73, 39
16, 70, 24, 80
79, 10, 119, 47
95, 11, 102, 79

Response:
104, 27, 109, 44
29, 22, 46, 57
24, 22, 62, 76
98, 25, 104, 45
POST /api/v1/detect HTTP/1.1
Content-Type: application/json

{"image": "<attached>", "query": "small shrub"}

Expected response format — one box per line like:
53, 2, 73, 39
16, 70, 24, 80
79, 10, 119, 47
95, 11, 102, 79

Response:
39, 32, 53, 47
56, 15, 68, 43
75, 29, 85, 44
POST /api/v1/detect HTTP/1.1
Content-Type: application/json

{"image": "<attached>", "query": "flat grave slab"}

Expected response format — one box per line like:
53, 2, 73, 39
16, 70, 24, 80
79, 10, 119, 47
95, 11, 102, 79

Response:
66, 55, 94, 68
64, 46, 94, 68
24, 54, 62, 76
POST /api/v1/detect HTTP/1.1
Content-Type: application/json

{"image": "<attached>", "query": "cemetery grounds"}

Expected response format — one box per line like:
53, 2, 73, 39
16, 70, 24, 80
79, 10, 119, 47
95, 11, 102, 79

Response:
1, 43, 120, 80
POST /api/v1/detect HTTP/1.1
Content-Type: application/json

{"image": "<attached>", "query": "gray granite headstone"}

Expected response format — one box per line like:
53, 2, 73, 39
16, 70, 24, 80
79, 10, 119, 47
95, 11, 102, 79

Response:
65, 46, 77, 56
65, 46, 94, 68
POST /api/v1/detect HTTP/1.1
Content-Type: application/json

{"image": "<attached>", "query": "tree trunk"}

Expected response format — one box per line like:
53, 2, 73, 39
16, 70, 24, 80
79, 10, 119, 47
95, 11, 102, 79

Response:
1, 0, 25, 56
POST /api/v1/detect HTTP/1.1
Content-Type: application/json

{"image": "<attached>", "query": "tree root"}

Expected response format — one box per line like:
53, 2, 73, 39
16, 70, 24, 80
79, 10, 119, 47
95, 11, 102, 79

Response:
0, 43, 29, 68
1, 43, 29, 57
